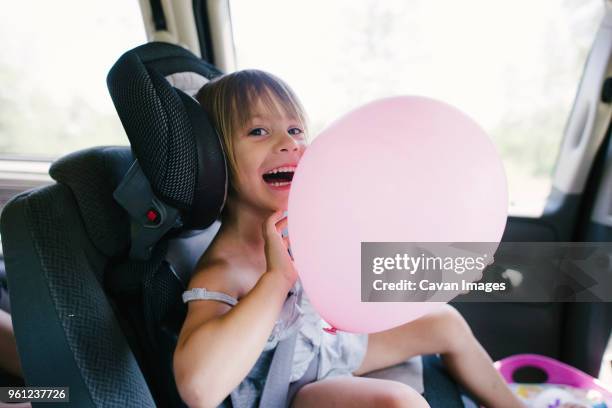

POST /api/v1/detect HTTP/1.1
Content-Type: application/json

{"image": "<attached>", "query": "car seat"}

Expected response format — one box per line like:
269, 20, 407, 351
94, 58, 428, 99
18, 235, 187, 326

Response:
0, 41, 231, 407
0, 42, 465, 407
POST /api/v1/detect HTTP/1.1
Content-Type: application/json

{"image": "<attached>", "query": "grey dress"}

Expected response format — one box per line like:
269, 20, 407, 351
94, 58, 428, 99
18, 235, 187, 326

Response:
182, 278, 369, 407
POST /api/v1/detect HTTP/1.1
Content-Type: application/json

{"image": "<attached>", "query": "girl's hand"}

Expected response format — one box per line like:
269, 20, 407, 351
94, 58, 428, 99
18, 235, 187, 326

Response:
262, 210, 298, 291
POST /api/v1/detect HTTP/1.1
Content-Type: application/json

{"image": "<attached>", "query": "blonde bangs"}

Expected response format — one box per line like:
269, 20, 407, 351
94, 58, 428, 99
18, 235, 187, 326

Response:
228, 72, 309, 141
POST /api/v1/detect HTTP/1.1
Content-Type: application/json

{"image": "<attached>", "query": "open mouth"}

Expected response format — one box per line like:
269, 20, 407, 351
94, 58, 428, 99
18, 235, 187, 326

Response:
262, 166, 296, 188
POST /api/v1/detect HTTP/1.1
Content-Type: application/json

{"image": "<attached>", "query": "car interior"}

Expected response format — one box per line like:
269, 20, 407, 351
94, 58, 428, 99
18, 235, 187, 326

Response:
0, 1, 611, 407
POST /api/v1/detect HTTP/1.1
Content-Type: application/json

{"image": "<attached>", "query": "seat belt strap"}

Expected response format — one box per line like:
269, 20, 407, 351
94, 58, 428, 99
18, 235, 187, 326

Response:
255, 330, 299, 407
257, 284, 305, 408
287, 348, 319, 406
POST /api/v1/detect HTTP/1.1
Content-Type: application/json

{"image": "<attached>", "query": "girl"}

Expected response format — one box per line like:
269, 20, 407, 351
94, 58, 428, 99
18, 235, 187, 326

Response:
172, 69, 526, 408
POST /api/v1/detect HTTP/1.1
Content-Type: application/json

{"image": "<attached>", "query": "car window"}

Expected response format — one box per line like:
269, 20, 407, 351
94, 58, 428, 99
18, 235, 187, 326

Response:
229, 0, 605, 217
0, 0, 146, 160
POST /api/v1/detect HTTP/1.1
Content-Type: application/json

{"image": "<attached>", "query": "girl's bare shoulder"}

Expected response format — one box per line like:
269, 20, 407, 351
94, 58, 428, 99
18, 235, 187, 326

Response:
189, 226, 265, 299
189, 244, 262, 301
188, 256, 241, 300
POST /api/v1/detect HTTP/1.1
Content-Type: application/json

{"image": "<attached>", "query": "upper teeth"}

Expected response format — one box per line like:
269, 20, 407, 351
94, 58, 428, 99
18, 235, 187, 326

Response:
266, 166, 296, 174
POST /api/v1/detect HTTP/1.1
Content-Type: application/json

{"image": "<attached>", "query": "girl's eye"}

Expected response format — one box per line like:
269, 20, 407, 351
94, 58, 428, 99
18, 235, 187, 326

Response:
248, 128, 269, 136
288, 127, 304, 136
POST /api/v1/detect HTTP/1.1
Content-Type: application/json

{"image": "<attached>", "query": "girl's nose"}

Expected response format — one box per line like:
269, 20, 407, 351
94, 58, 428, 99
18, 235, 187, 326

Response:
277, 133, 300, 153
280, 144, 299, 152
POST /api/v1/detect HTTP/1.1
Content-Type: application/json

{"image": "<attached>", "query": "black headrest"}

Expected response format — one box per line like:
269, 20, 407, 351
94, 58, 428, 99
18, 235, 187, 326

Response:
49, 146, 133, 257
106, 42, 227, 230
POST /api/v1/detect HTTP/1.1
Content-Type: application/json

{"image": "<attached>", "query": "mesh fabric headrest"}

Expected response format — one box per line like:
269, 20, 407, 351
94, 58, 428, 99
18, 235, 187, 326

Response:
107, 42, 227, 230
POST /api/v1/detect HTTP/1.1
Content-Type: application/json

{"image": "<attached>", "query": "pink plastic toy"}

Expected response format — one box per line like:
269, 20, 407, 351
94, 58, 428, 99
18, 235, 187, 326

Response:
495, 354, 612, 406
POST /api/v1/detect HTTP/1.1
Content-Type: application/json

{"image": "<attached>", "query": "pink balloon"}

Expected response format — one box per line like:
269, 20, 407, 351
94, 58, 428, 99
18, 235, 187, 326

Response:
288, 96, 508, 334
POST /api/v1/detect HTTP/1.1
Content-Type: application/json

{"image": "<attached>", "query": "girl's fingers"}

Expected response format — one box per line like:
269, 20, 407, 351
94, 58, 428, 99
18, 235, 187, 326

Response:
276, 216, 288, 234
267, 211, 289, 239
264, 210, 285, 237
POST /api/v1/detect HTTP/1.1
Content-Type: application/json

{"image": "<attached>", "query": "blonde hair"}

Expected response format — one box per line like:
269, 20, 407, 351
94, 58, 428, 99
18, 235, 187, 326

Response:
195, 69, 309, 184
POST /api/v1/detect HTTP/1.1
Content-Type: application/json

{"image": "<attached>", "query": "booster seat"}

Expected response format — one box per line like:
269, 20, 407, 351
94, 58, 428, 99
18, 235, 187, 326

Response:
0, 42, 464, 407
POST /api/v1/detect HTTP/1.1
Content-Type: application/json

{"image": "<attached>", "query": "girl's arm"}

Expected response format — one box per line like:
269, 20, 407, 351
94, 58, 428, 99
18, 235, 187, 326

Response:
174, 211, 297, 408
